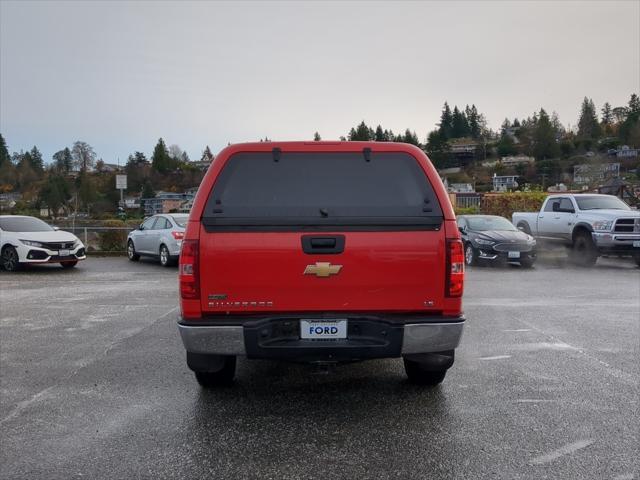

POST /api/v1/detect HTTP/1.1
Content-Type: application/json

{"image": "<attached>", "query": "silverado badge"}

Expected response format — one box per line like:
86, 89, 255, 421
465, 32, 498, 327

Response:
304, 262, 342, 277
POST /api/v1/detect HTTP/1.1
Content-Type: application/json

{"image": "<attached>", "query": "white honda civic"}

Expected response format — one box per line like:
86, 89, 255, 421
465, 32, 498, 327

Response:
0, 215, 86, 271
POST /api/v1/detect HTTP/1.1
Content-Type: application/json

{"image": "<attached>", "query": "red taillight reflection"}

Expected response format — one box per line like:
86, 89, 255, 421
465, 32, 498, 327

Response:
172, 231, 185, 240
446, 239, 465, 297
179, 239, 199, 299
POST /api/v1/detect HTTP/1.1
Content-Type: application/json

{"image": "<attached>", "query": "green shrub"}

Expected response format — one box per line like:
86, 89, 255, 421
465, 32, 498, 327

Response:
98, 220, 128, 252
482, 192, 547, 219
455, 206, 480, 215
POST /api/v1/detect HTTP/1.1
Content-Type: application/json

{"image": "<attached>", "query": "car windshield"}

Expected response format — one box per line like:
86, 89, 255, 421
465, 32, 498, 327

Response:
575, 196, 631, 210
171, 215, 188, 227
466, 216, 517, 232
0, 217, 54, 232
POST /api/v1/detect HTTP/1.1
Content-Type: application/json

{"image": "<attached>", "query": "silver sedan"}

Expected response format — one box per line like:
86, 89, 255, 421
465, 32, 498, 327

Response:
127, 214, 188, 266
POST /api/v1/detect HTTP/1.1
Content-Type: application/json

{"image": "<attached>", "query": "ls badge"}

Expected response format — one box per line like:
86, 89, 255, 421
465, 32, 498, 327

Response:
304, 262, 342, 278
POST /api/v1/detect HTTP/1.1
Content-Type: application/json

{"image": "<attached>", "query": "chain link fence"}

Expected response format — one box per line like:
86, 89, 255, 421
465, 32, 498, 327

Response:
61, 226, 133, 254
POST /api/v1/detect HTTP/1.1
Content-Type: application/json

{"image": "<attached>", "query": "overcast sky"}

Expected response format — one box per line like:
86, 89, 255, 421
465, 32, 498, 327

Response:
1, 0, 638, 163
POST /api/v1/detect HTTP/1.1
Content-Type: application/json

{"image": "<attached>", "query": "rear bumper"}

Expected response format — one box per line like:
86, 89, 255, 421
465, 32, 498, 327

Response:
177, 315, 465, 362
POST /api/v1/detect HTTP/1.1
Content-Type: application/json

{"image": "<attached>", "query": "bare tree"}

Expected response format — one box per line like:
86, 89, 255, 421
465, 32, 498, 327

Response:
168, 144, 184, 161
71, 141, 96, 172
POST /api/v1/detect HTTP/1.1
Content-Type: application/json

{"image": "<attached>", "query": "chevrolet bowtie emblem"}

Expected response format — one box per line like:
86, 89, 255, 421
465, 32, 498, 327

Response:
304, 262, 342, 277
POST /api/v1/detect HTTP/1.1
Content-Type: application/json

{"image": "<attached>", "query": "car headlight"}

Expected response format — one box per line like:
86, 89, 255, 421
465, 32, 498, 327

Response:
527, 235, 536, 244
73, 239, 83, 248
592, 220, 613, 232
474, 238, 495, 246
20, 239, 44, 247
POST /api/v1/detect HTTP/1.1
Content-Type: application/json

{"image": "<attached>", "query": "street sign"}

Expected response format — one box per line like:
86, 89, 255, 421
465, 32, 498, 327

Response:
116, 175, 127, 190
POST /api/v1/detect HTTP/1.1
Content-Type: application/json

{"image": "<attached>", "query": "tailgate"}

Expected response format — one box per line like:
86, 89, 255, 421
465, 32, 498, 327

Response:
199, 230, 445, 313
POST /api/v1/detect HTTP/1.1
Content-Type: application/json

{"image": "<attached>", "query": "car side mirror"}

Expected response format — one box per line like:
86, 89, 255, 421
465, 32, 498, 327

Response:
139, 224, 144, 231
458, 226, 465, 233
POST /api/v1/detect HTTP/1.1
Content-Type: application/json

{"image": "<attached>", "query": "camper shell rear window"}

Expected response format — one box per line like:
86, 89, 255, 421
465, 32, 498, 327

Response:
203, 151, 443, 230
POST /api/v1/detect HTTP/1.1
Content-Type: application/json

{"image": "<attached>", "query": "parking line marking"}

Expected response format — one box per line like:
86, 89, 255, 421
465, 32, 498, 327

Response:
530, 439, 594, 465
479, 355, 511, 360
503, 329, 532, 332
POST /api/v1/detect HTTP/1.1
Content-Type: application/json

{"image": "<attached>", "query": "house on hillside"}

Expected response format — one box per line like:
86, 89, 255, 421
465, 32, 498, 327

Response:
142, 191, 196, 215
492, 174, 519, 192
500, 155, 534, 166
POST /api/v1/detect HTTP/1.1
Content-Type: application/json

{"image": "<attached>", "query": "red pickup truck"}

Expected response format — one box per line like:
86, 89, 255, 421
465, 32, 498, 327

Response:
178, 142, 465, 386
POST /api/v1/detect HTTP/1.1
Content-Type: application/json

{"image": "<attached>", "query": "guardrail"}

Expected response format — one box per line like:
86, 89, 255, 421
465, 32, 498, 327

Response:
60, 226, 133, 253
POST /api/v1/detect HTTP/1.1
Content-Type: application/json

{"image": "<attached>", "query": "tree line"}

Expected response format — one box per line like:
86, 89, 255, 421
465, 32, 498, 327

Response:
1, 92, 638, 216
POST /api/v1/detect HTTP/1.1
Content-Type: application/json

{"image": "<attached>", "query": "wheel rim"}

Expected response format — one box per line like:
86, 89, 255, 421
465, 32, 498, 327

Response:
127, 242, 135, 258
465, 245, 474, 265
3, 249, 17, 270
160, 247, 168, 265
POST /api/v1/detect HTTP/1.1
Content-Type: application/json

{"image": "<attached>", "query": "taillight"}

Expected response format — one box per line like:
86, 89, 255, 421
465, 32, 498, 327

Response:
446, 239, 465, 297
179, 239, 199, 299
172, 231, 185, 240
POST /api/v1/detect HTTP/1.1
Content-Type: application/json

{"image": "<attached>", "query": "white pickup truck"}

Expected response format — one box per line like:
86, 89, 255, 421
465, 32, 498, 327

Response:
512, 194, 640, 266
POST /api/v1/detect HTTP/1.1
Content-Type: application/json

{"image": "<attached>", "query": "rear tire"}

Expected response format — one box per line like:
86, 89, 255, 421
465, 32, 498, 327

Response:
1, 246, 21, 272
127, 240, 140, 261
159, 244, 172, 267
193, 356, 237, 387
570, 231, 598, 267
403, 358, 448, 386
464, 243, 478, 266
61, 261, 78, 269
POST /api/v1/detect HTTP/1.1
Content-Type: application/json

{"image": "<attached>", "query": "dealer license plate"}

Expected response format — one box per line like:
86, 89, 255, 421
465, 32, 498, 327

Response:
300, 320, 347, 340
633, 241, 640, 248
508, 251, 520, 259
59, 249, 71, 257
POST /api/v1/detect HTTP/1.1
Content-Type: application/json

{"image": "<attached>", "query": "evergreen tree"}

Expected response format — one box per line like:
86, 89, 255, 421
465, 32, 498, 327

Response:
425, 130, 450, 168
577, 97, 601, 144
620, 93, 640, 145
628, 93, 640, 115
438, 102, 453, 140
500, 118, 511, 136
601, 102, 613, 125
181, 151, 190, 163
141, 180, 155, 199
313, 132, 321, 141
40, 173, 71, 216
374, 125, 385, 142
348, 121, 373, 141
0, 134, 9, 168
467, 105, 481, 138
533, 109, 560, 160
451, 106, 470, 138
29, 146, 44, 172
497, 134, 518, 157
134, 151, 148, 165
53, 147, 73, 173
76, 171, 97, 213
152, 138, 171, 172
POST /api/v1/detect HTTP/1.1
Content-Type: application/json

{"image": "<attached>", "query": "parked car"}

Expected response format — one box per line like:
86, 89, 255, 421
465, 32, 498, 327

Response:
513, 194, 640, 266
457, 215, 537, 267
127, 214, 188, 266
0, 215, 86, 271
177, 141, 465, 387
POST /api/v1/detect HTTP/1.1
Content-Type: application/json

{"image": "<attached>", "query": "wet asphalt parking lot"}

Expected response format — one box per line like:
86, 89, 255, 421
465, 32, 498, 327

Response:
0, 255, 638, 479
